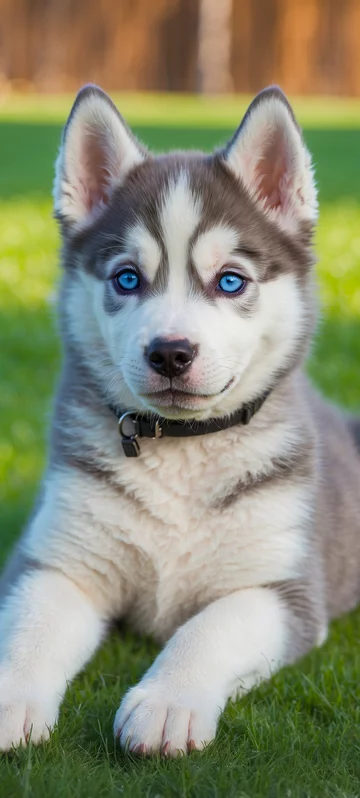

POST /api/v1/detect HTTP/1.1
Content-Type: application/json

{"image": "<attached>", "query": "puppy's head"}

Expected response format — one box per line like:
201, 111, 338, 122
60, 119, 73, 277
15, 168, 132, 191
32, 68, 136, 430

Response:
54, 85, 317, 420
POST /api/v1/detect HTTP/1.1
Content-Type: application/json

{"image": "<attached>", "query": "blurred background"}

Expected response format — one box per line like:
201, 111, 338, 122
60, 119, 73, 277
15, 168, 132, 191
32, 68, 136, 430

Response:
1, 0, 360, 96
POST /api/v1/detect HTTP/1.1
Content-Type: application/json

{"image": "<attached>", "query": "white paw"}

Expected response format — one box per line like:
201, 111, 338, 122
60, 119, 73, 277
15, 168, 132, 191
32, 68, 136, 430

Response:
0, 696, 58, 751
114, 681, 221, 757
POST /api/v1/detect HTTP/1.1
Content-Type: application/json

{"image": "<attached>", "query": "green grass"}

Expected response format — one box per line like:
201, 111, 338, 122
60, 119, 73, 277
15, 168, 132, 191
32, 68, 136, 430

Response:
0, 94, 360, 797
2, 92, 360, 128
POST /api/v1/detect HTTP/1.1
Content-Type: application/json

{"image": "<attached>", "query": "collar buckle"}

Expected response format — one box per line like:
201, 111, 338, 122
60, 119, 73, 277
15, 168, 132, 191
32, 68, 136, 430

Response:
118, 411, 141, 457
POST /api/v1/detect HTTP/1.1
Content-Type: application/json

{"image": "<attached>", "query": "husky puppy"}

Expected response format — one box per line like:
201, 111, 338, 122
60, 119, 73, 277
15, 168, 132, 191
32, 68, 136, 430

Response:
0, 85, 359, 756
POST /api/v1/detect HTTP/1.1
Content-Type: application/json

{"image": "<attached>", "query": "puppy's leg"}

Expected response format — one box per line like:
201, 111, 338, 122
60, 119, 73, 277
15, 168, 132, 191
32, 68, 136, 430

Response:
115, 584, 325, 757
0, 463, 137, 751
0, 566, 105, 750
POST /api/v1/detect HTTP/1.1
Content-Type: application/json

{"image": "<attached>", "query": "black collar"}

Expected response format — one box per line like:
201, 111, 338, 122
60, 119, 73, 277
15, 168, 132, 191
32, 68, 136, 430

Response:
110, 390, 270, 457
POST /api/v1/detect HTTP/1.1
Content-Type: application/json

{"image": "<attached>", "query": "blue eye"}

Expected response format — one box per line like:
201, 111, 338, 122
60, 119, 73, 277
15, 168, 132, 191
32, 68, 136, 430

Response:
115, 269, 140, 292
217, 272, 246, 294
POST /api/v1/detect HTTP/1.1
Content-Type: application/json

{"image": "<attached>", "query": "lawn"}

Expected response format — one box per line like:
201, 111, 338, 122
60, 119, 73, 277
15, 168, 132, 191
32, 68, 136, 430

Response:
0, 93, 360, 797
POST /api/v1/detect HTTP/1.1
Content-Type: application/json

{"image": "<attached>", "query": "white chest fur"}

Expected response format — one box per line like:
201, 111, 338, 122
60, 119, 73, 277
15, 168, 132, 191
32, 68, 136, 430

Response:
26, 414, 310, 641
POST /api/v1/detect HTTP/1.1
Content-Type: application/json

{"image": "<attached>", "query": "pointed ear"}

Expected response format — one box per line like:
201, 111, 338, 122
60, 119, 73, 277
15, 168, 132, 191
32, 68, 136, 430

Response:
53, 85, 146, 233
221, 86, 317, 233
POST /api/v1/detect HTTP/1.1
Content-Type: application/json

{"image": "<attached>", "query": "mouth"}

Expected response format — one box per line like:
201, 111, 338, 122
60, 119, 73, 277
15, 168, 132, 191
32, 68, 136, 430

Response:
140, 378, 235, 412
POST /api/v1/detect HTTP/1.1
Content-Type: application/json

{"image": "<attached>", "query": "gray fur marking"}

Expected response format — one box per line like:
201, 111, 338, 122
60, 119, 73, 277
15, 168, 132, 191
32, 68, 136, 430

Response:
214, 447, 311, 510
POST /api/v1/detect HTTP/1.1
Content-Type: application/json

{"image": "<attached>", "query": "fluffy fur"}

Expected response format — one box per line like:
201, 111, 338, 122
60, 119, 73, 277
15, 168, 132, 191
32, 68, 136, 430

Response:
1, 85, 359, 756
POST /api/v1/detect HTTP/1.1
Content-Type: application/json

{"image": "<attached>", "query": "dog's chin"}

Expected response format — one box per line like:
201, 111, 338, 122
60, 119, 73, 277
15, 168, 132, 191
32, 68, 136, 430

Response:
141, 390, 215, 419
138, 378, 236, 420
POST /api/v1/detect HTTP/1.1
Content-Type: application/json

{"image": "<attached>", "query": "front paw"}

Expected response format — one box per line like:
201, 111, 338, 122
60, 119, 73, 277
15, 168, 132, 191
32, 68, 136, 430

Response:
0, 697, 58, 751
114, 681, 221, 757
0, 670, 59, 752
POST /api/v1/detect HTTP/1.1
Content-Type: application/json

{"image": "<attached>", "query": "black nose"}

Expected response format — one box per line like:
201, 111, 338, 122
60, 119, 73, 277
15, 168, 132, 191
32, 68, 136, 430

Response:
147, 338, 195, 378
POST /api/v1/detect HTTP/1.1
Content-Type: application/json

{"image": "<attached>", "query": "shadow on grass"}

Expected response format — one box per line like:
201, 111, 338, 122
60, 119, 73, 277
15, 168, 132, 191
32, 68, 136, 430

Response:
0, 120, 360, 203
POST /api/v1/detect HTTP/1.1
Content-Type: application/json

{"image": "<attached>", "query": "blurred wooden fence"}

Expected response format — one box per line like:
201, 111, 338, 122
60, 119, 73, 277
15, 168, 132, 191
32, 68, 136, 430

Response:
0, 0, 359, 95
